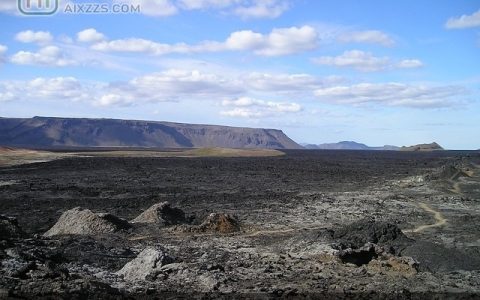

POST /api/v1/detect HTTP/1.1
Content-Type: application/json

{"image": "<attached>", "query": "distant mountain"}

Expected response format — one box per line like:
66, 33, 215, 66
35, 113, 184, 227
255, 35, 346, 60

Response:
400, 142, 444, 152
0, 117, 302, 149
302, 141, 400, 151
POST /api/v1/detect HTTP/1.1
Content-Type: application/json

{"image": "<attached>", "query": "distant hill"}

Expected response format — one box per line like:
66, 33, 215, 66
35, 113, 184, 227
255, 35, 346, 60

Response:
302, 141, 400, 151
400, 142, 444, 152
0, 117, 302, 149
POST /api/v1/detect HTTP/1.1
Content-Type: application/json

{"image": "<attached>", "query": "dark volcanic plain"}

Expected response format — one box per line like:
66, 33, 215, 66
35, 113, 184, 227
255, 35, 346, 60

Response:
1, 149, 480, 299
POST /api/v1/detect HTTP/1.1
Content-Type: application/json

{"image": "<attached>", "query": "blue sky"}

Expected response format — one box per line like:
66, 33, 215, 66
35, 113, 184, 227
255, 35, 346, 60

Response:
0, 0, 479, 149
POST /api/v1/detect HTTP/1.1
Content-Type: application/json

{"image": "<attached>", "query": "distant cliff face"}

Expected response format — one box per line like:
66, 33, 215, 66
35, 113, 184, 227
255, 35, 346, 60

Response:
0, 117, 302, 149
400, 142, 444, 151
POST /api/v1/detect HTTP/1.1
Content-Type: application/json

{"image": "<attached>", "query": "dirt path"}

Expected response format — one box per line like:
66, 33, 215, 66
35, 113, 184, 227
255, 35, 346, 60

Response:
404, 202, 447, 233
245, 225, 327, 237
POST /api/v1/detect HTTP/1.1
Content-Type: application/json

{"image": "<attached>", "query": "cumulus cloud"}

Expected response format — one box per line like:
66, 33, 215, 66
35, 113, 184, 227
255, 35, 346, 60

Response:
15, 30, 53, 45
313, 50, 390, 72
10, 46, 78, 67
94, 69, 243, 106
91, 25, 317, 56
445, 9, 480, 29
77, 28, 106, 43
312, 50, 423, 72
221, 97, 302, 118
243, 72, 341, 92
225, 26, 317, 56
337, 30, 395, 47
0, 77, 90, 102
314, 83, 467, 108
233, 0, 289, 19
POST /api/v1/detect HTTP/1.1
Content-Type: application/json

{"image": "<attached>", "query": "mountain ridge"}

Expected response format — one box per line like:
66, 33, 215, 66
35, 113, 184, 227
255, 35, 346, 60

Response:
303, 141, 445, 151
0, 116, 302, 149
302, 141, 400, 151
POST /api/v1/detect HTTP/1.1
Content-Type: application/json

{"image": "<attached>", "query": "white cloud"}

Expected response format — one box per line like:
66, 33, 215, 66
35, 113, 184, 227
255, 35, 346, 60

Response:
77, 28, 106, 43
314, 83, 467, 108
10, 46, 78, 67
115, 0, 178, 16
313, 50, 423, 72
225, 25, 317, 56
0, 77, 90, 102
233, 0, 289, 19
0, 2, 18, 14
396, 59, 424, 69
15, 30, 53, 45
313, 50, 390, 72
94, 69, 243, 106
337, 30, 395, 47
445, 9, 480, 29
91, 25, 318, 56
221, 96, 302, 118
243, 72, 341, 92
0, 45, 7, 63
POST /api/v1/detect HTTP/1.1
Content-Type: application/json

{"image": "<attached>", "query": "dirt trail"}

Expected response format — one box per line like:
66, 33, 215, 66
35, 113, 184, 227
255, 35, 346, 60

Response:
245, 225, 326, 237
404, 203, 447, 233
447, 163, 479, 194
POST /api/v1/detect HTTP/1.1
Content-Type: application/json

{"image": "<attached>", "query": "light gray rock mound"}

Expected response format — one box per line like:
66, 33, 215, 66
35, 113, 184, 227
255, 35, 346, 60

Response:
44, 207, 131, 237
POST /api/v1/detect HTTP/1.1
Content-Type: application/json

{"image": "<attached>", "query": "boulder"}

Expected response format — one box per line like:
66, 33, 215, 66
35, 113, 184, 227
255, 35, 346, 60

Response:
116, 247, 174, 281
131, 202, 186, 226
44, 207, 131, 237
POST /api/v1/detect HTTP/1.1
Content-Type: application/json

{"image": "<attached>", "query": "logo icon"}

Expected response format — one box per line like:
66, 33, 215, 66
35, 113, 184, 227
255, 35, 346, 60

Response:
18, 0, 59, 15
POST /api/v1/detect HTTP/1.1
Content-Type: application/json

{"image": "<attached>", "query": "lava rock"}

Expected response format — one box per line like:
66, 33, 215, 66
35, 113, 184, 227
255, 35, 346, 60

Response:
332, 219, 413, 251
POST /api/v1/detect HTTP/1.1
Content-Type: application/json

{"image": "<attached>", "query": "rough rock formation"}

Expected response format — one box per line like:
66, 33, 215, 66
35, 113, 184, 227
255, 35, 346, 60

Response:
116, 247, 174, 281
0, 215, 24, 239
131, 202, 186, 226
332, 219, 413, 251
0, 116, 302, 149
44, 207, 131, 237
196, 213, 240, 233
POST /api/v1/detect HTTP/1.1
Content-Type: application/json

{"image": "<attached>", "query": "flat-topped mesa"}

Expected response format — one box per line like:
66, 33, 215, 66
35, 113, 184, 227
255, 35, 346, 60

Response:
0, 116, 302, 149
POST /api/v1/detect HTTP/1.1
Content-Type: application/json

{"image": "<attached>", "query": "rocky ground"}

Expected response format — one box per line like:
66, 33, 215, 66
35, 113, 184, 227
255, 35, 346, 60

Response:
1, 149, 480, 299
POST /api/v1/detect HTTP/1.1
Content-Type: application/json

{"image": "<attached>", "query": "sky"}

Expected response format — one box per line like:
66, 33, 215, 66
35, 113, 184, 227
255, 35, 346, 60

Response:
0, 0, 479, 149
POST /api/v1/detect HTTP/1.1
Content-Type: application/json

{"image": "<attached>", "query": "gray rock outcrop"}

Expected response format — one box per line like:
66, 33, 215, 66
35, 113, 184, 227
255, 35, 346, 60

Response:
116, 247, 174, 281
